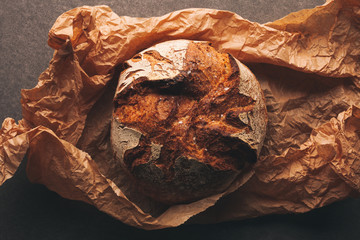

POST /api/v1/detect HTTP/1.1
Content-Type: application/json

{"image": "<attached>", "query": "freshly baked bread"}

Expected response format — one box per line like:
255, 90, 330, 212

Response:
111, 40, 267, 204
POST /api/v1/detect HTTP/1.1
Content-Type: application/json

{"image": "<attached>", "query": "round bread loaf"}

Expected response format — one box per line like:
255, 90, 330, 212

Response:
111, 40, 267, 204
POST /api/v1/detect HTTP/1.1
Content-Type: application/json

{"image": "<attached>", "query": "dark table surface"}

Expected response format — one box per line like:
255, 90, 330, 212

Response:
1, 0, 360, 239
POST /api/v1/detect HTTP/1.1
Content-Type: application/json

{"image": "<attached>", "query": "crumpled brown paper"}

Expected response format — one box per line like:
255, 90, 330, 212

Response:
1, 0, 360, 230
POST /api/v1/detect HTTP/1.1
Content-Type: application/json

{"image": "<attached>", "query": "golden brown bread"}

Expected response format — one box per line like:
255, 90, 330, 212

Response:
111, 40, 267, 204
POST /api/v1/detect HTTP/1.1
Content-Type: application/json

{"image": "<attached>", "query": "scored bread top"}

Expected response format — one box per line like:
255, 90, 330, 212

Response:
111, 40, 267, 203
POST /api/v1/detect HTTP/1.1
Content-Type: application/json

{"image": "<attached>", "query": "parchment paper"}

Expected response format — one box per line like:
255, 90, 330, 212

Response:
1, 0, 359, 230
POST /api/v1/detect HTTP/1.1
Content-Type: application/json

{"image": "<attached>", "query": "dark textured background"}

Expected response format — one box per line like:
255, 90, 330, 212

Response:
1, 0, 360, 239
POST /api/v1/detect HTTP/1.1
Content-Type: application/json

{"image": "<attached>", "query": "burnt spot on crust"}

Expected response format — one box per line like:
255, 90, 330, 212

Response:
139, 74, 187, 96
112, 41, 262, 204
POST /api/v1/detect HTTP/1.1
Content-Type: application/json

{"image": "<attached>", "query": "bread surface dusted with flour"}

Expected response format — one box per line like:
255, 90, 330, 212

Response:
111, 40, 267, 204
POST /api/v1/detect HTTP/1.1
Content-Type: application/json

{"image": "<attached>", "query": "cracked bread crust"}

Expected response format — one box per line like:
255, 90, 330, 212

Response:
111, 40, 267, 204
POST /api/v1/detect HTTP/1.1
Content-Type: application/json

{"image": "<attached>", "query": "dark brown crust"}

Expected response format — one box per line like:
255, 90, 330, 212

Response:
111, 40, 267, 204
